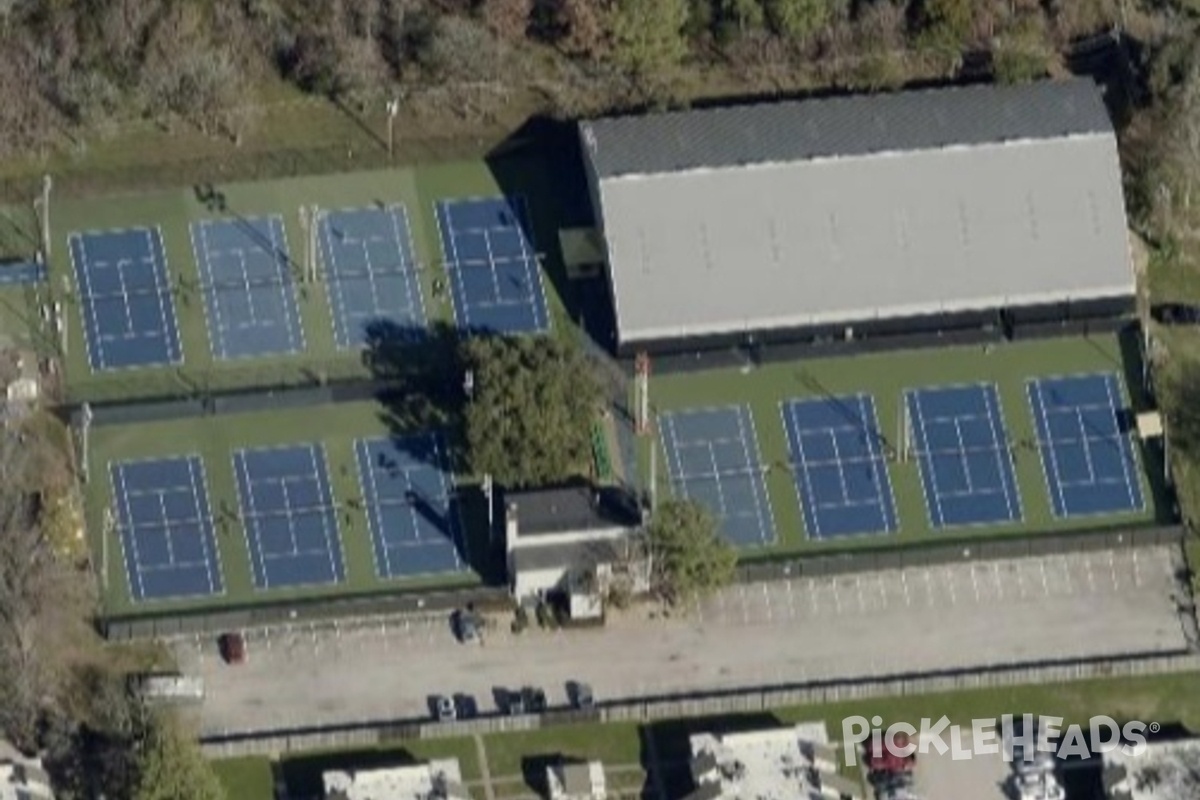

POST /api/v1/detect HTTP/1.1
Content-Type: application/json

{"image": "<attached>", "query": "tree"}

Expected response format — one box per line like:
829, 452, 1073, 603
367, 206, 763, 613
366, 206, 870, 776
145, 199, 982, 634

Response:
608, 0, 690, 77
643, 499, 736, 604
992, 13, 1052, 85
549, 0, 610, 58
766, 0, 831, 41
916, 0, 975, 54
133, 712, 225, 800
480, 0, 535, 41
722, 0, 765, 33
461, 336, 603, 488
0, 431, 90, 753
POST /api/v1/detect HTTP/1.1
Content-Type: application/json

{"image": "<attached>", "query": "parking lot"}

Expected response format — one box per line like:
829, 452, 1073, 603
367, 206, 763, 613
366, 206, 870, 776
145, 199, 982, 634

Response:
180, 547, 1190, 736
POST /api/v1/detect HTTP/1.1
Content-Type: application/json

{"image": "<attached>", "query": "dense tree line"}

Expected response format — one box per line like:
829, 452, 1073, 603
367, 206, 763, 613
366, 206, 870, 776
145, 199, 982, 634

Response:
0, 0, 1155, 160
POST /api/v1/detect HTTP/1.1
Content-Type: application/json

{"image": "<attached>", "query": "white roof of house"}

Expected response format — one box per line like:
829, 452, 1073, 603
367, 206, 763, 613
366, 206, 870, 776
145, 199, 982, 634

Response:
688, 722, 857, 800
1105, 738, 1200, 800
581, 79, 1133, 346
323, 758, 465, 800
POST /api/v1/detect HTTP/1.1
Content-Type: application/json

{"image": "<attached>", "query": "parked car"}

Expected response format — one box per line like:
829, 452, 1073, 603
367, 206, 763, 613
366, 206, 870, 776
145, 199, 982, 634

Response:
522, 686, 547, 713
569, 681, 594, 710
434, 695, 456, 722
452, 609, 481, 644
218, 632, 246, 665
1152, 303, 1200, 325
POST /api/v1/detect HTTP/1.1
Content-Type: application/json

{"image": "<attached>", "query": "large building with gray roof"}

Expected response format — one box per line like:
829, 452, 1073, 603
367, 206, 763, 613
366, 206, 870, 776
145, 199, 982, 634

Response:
578, 78, 1135, 356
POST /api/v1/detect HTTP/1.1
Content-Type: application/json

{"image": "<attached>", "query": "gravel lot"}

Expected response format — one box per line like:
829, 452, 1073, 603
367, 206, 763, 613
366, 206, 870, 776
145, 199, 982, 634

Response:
180, 547, 1189, 736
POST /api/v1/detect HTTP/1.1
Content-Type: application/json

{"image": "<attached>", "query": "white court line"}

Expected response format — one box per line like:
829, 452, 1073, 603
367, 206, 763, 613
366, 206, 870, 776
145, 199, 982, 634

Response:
232, 450, 271, 589
143, 228, 178, 362
311, 443, 343, 582
1028, 381, 1069, 517
1102, 374, 1142, 511
480, 229, 504, 305
436, 201, 470, 331
512, 196, 550, 331
319, 212, 353, 348
354, 438, 390, 579
69, 233, 106, 369
982, 384, 1023, 521
953, 420, 975, 494
909, 392, 947, 527
194, 221, 234, 359
859, 394, 897, 531
190, 456, 225, 596
1074, 409, 1099, 484
704, 443, 730, 518
734, 406, 773, 545
781, 402, 827, 539
394, 205, 428, 330
265, 216, 305, 354
113, 464, 147, 601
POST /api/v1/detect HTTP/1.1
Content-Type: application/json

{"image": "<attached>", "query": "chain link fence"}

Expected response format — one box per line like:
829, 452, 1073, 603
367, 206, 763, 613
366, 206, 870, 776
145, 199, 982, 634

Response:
200, 649, 1200, 758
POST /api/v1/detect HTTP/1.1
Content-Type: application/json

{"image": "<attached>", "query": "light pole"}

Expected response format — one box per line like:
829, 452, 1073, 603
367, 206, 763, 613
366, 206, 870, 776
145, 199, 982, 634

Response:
386, 98, 400, 159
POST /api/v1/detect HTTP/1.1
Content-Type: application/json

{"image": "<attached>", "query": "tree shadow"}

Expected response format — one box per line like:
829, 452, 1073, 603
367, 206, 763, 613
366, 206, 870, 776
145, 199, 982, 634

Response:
484, 116, 621, 355
361, 318, 505, 581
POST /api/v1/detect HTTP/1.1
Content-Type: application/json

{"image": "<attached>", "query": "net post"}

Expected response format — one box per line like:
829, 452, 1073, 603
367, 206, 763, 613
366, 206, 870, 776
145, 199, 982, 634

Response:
635, 352, 650, 436
79, 402, 93, 484
101, 507, 113, 592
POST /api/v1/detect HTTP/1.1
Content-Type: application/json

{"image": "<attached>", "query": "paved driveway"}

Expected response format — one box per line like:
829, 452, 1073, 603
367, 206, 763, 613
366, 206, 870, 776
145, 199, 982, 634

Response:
180, 547, 1189, 736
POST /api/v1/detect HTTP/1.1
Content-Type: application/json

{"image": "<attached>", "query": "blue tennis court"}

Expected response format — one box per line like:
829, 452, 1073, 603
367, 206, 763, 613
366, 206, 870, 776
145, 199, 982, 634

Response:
110, 455, 222, 602
659, 405, 775, 547
191, 216, 304, 359
354, 433, 466, 579
781, 394, 897, 539
319, 206, 427, 348
1027, 373, 1144, 518
905, 383, 1022, 528
233, 443, 345, 590
436, 196, 550, 335
69, 227, 182, 370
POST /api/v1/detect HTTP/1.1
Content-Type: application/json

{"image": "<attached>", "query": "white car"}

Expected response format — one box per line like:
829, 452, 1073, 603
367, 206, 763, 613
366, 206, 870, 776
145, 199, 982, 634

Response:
434, 695, 456, 722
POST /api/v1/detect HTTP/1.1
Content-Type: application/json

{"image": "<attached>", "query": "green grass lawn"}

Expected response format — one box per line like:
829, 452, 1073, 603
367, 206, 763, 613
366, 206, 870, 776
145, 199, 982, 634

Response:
212, 756, 275, 800
641, 330, 1170, 558
87, 399, 494, 615
482, 722, 644, 778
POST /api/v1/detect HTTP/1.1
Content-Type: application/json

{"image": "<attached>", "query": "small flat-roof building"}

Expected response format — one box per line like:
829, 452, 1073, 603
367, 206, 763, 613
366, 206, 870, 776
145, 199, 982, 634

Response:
547, 759, 606, 800
684, 721, 864, 800
323, 758, 467, 800
504, 485, 646, 614
579, 78, 1134, 357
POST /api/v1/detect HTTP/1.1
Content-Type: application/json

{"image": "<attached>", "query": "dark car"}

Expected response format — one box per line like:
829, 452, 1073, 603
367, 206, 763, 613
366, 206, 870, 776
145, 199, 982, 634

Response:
218, 632, 246, 665
452, 609, 481, 644
568, 681, 594, 710
522, 686, 547, 713
1152, 303, 1200, 325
